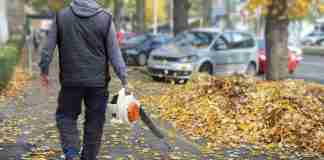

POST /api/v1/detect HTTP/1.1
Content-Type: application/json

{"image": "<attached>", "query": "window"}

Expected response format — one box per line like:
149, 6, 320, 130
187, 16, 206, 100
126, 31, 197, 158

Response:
212, 36, 227, 50
153, 36, 171, 43
173, 31, 215, 48
127, 35, 148, 44
230, 33, 254, 49
222, 32, 232, 43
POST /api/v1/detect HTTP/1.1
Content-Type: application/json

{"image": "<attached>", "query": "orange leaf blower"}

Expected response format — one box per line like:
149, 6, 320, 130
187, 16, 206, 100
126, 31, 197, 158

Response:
109, 89, 171, 151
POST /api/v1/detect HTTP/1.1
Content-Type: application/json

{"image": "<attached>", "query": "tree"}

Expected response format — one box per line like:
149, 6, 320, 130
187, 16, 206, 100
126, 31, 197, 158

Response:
113, 0, 124, 32
0, 0, 9, 45
135, 0, 145, 33
202, 0, 212, 26
224, 0, 234, 29
173, 0, 190, 35
247, 0, 324, 80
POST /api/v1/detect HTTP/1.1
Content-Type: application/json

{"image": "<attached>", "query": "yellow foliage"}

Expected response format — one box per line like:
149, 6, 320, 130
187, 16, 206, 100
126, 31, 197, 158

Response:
141, 74, 324, 153
246, 0, 324, 19
319, 3, 324, 13
145, 0, 168, 25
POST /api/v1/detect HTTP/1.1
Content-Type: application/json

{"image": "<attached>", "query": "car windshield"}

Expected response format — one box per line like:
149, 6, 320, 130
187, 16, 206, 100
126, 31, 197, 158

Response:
153, 35, 172, 43
127, 35, 149, 44
172, 31, 215, 48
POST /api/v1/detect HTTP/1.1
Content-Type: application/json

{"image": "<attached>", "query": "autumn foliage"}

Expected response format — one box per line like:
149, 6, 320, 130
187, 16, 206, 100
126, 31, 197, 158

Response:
246, 0, 324, 18
142, 74, 324, 153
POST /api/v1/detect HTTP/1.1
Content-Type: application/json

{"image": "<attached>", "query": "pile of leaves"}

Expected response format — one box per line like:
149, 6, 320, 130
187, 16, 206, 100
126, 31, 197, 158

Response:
0, 67, 30, 102
141, 74, 324, 153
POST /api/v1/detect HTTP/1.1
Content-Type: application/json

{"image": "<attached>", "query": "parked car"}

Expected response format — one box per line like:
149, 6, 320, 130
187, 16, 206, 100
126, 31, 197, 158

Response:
301, 31, 324, 46
257, 39, 303, 74
121, 33, 172, 66
147, 28, 259, 81
117, 31, 137, 45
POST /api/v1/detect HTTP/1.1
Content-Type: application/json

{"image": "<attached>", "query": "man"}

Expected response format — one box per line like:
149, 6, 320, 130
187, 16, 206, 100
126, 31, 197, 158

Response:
39, 0, 128, 160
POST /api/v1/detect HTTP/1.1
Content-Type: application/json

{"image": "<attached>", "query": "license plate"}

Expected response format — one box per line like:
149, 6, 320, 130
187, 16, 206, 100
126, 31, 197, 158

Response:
156, 60, 168, 66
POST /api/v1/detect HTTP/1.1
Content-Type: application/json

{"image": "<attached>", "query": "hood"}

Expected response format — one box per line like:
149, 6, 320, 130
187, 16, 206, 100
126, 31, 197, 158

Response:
71, 0, 103, 18
121, 42, 138, 49
152, 43, 198, 58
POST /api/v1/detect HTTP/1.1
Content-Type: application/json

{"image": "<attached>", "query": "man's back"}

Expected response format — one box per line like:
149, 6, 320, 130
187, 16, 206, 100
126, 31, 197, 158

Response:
57, 6, 111, 87
39, 0, 127, 87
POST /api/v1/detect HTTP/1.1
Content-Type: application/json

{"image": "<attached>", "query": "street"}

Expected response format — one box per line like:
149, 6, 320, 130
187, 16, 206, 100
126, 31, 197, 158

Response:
294, 55, 324, 84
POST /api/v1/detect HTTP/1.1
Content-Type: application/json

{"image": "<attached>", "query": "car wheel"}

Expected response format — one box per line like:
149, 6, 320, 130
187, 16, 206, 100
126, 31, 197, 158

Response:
319, 40, 324, 46
199, 63, 213, 75
176, 79, 188, 84
246, 63, 257, 76
137, 53, 147, 66
152, 76, 163, 81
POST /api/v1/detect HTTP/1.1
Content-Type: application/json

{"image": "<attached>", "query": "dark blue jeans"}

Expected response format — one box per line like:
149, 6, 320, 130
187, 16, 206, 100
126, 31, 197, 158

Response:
56, 87, 108, 160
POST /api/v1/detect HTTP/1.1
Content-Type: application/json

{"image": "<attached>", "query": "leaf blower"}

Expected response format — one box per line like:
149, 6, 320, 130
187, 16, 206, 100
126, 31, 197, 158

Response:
109, 88, 171, 152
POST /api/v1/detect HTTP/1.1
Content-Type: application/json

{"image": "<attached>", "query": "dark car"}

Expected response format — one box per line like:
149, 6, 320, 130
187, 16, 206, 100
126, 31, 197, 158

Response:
121, 33, 172, 66
117, 31, 137, 45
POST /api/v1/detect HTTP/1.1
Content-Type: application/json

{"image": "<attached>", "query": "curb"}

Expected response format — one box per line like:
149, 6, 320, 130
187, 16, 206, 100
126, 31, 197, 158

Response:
302, 47, 324, 56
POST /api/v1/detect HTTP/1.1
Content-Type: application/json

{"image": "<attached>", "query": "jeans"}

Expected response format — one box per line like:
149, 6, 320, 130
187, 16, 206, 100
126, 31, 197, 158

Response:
56, 87, 108, 160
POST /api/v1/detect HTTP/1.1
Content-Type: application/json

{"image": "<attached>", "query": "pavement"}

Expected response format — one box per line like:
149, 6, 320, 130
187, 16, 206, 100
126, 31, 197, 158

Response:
294, 55, 324, 84
0, 52, 324, 159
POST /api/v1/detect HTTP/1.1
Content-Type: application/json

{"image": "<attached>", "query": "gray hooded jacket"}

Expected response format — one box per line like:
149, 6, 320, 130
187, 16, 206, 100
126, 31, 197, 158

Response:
39, 0, 127, 87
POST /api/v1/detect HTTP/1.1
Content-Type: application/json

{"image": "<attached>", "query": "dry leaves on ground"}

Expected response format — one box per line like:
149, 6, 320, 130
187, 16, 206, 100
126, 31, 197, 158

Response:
0, 67, 30, 102
141, 74, 324, 154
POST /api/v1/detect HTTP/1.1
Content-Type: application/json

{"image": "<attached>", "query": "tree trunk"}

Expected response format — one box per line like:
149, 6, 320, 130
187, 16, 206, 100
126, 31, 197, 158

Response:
113, 0, 124, 32
224, 0, 233, 29
265, 16, 289, 80
202, 0, 212, 26
0, 0, 9, 45
135, 0, 145, 33
7, 0, 25, 34
173, 0, 189, 35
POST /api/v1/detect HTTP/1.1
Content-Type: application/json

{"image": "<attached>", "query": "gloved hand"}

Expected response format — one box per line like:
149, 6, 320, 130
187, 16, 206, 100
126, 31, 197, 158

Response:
123, 84, 131, 95
40, 74, 49, 89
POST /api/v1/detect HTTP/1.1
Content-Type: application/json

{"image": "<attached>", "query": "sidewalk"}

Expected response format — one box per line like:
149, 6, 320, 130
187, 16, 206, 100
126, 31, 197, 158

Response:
0, 52, 208, 160
1, 50, 323, 160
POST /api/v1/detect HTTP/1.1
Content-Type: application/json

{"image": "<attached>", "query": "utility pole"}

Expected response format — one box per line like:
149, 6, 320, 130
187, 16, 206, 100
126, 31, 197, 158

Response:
224, 0, 233, 29
0, 0, 9, 45
153, 0, 158, 34
169, 0, 173, 34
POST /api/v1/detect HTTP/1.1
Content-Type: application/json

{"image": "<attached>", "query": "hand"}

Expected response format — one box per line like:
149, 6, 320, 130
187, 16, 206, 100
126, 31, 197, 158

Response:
123, 84, 131, 95
40, 74, 49, 89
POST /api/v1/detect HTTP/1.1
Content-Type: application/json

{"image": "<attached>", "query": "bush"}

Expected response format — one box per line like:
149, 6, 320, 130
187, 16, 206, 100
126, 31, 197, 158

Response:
0, 41, 20, 92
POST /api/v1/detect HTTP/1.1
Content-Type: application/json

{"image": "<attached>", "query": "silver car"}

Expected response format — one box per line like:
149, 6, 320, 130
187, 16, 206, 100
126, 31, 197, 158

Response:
301, 31, 324, 46
147, 28, 259, 80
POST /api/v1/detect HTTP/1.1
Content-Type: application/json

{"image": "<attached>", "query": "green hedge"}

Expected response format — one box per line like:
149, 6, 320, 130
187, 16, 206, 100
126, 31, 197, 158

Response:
0, 40, 20, 91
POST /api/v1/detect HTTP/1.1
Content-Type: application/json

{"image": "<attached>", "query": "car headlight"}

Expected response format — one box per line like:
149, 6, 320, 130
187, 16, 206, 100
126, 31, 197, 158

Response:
178, 55, 198, 63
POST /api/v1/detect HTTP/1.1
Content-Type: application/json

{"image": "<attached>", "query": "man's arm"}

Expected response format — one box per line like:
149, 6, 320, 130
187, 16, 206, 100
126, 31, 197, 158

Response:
38, 15, 57, 75
107, 22, 128, 87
